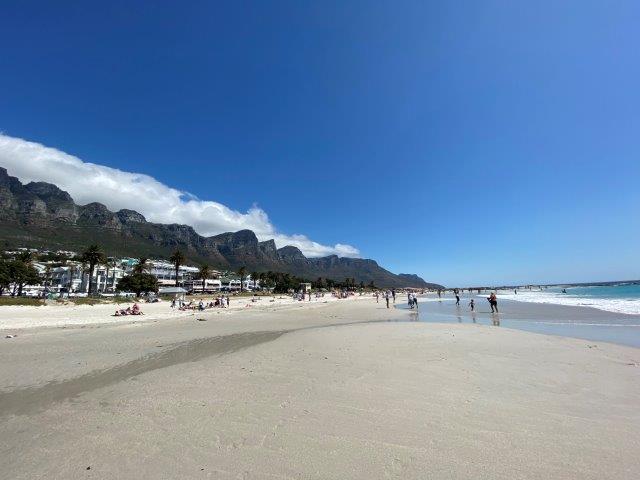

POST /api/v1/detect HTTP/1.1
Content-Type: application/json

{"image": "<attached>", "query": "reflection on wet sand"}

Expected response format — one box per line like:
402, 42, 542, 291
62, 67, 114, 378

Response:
0, 331, 286, 417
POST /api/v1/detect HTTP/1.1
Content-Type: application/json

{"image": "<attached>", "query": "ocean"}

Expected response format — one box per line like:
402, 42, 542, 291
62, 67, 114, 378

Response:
496, 283, 640, 315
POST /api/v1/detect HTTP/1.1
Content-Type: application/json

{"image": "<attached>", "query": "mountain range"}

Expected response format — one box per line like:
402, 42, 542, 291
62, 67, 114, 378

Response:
0, 167, 442, 288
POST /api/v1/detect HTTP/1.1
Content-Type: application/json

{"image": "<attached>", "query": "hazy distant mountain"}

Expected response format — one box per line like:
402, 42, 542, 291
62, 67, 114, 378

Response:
0, 168, 442, 288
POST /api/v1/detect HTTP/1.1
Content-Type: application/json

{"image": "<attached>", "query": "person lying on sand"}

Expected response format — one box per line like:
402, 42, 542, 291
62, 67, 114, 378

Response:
130, 304, 144, 315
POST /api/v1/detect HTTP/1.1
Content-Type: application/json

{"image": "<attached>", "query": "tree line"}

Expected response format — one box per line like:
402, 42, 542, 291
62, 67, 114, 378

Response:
0, 244, 376, 298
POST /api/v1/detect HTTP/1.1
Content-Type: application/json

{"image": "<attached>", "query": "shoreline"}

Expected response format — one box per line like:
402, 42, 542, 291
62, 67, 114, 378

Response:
404, 293, 640, 349
4, 291, 640, 349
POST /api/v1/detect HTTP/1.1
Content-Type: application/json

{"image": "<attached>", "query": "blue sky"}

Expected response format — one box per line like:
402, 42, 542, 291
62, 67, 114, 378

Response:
1, 0, 639, 286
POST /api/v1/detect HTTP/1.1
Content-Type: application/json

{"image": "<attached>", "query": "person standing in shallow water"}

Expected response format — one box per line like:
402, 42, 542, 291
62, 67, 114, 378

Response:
488, 292, 498, 313
455, 289, 460, 306
469, 299, 475, 311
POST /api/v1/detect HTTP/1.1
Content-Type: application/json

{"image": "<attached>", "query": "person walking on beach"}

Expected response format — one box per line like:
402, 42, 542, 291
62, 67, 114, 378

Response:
374, 291, 379, 303
391, 289, 396, 303
469, 299, 475, 311
488, 292, 498, 313
385, 291, 390, 309
455, 289, 460, 306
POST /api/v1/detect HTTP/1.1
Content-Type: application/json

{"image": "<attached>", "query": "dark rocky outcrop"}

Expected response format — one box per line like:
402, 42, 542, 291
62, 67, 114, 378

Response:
277, 246, 307, 262
117, 209, 146, 224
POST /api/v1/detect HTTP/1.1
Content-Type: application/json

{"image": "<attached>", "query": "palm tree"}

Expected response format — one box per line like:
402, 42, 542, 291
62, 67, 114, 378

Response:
133, 257, 150, 275
169, 249, 185, 287
103, 258, 119, 293
108, 259, 119, 292
68, 263, 79, 292
104, 260, 111, 293
43, 265, 52, 293
237, 266, 246, 293
198, 264, 211, 293
250, 271, 260, 290
80, 245, 105, 295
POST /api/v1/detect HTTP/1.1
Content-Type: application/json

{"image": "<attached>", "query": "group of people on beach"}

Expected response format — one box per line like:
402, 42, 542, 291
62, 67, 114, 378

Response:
374, 289, 423, 310
171, 296, 231, 311
373, 288, 500, 315
114, 303, 143, 316
446, 288, 499, 313
373, 289, 397, 308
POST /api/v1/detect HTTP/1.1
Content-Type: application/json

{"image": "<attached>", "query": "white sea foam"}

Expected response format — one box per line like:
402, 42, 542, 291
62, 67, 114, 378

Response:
494, 291, 640, 315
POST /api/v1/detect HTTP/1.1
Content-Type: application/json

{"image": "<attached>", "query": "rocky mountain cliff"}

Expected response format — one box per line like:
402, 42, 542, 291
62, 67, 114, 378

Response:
0, 168, 442, 288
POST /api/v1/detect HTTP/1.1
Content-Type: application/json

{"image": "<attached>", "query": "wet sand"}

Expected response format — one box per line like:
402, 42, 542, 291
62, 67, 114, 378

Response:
408, 293, 640, 348
1, 298, 639, 479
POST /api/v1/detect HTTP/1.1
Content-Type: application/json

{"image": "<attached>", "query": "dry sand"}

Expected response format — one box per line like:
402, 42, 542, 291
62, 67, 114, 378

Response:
0, 294, 332, 330
1, 298, 639, 479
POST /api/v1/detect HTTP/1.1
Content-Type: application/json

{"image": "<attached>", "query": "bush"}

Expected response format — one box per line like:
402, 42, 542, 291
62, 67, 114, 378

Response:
0, 297, 44, 307
116, 273, 159, 297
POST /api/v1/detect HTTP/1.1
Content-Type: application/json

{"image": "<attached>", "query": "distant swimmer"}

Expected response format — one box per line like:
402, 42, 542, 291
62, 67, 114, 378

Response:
562, 288, 567, 294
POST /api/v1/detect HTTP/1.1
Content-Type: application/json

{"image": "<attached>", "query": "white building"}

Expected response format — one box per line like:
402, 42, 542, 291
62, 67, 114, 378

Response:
183, 278, 223, 292
47, 263, 127, 293
147, 260, 200, 287
216, 277, 256, 291
80, 264, 127, 293
48, 264, 84, 293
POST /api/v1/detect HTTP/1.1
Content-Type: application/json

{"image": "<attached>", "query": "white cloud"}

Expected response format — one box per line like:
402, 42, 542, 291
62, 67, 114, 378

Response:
0, 134, 360, 258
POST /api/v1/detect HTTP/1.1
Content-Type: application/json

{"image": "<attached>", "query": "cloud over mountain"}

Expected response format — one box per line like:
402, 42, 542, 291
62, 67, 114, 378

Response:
0, 134, 359, 258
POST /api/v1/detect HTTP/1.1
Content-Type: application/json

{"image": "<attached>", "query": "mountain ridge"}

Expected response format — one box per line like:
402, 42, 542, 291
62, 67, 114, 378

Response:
0, 167, 443, 288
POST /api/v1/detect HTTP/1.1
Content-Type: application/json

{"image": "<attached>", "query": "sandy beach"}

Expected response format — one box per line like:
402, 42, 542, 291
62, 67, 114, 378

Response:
1, 297, 639, 479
